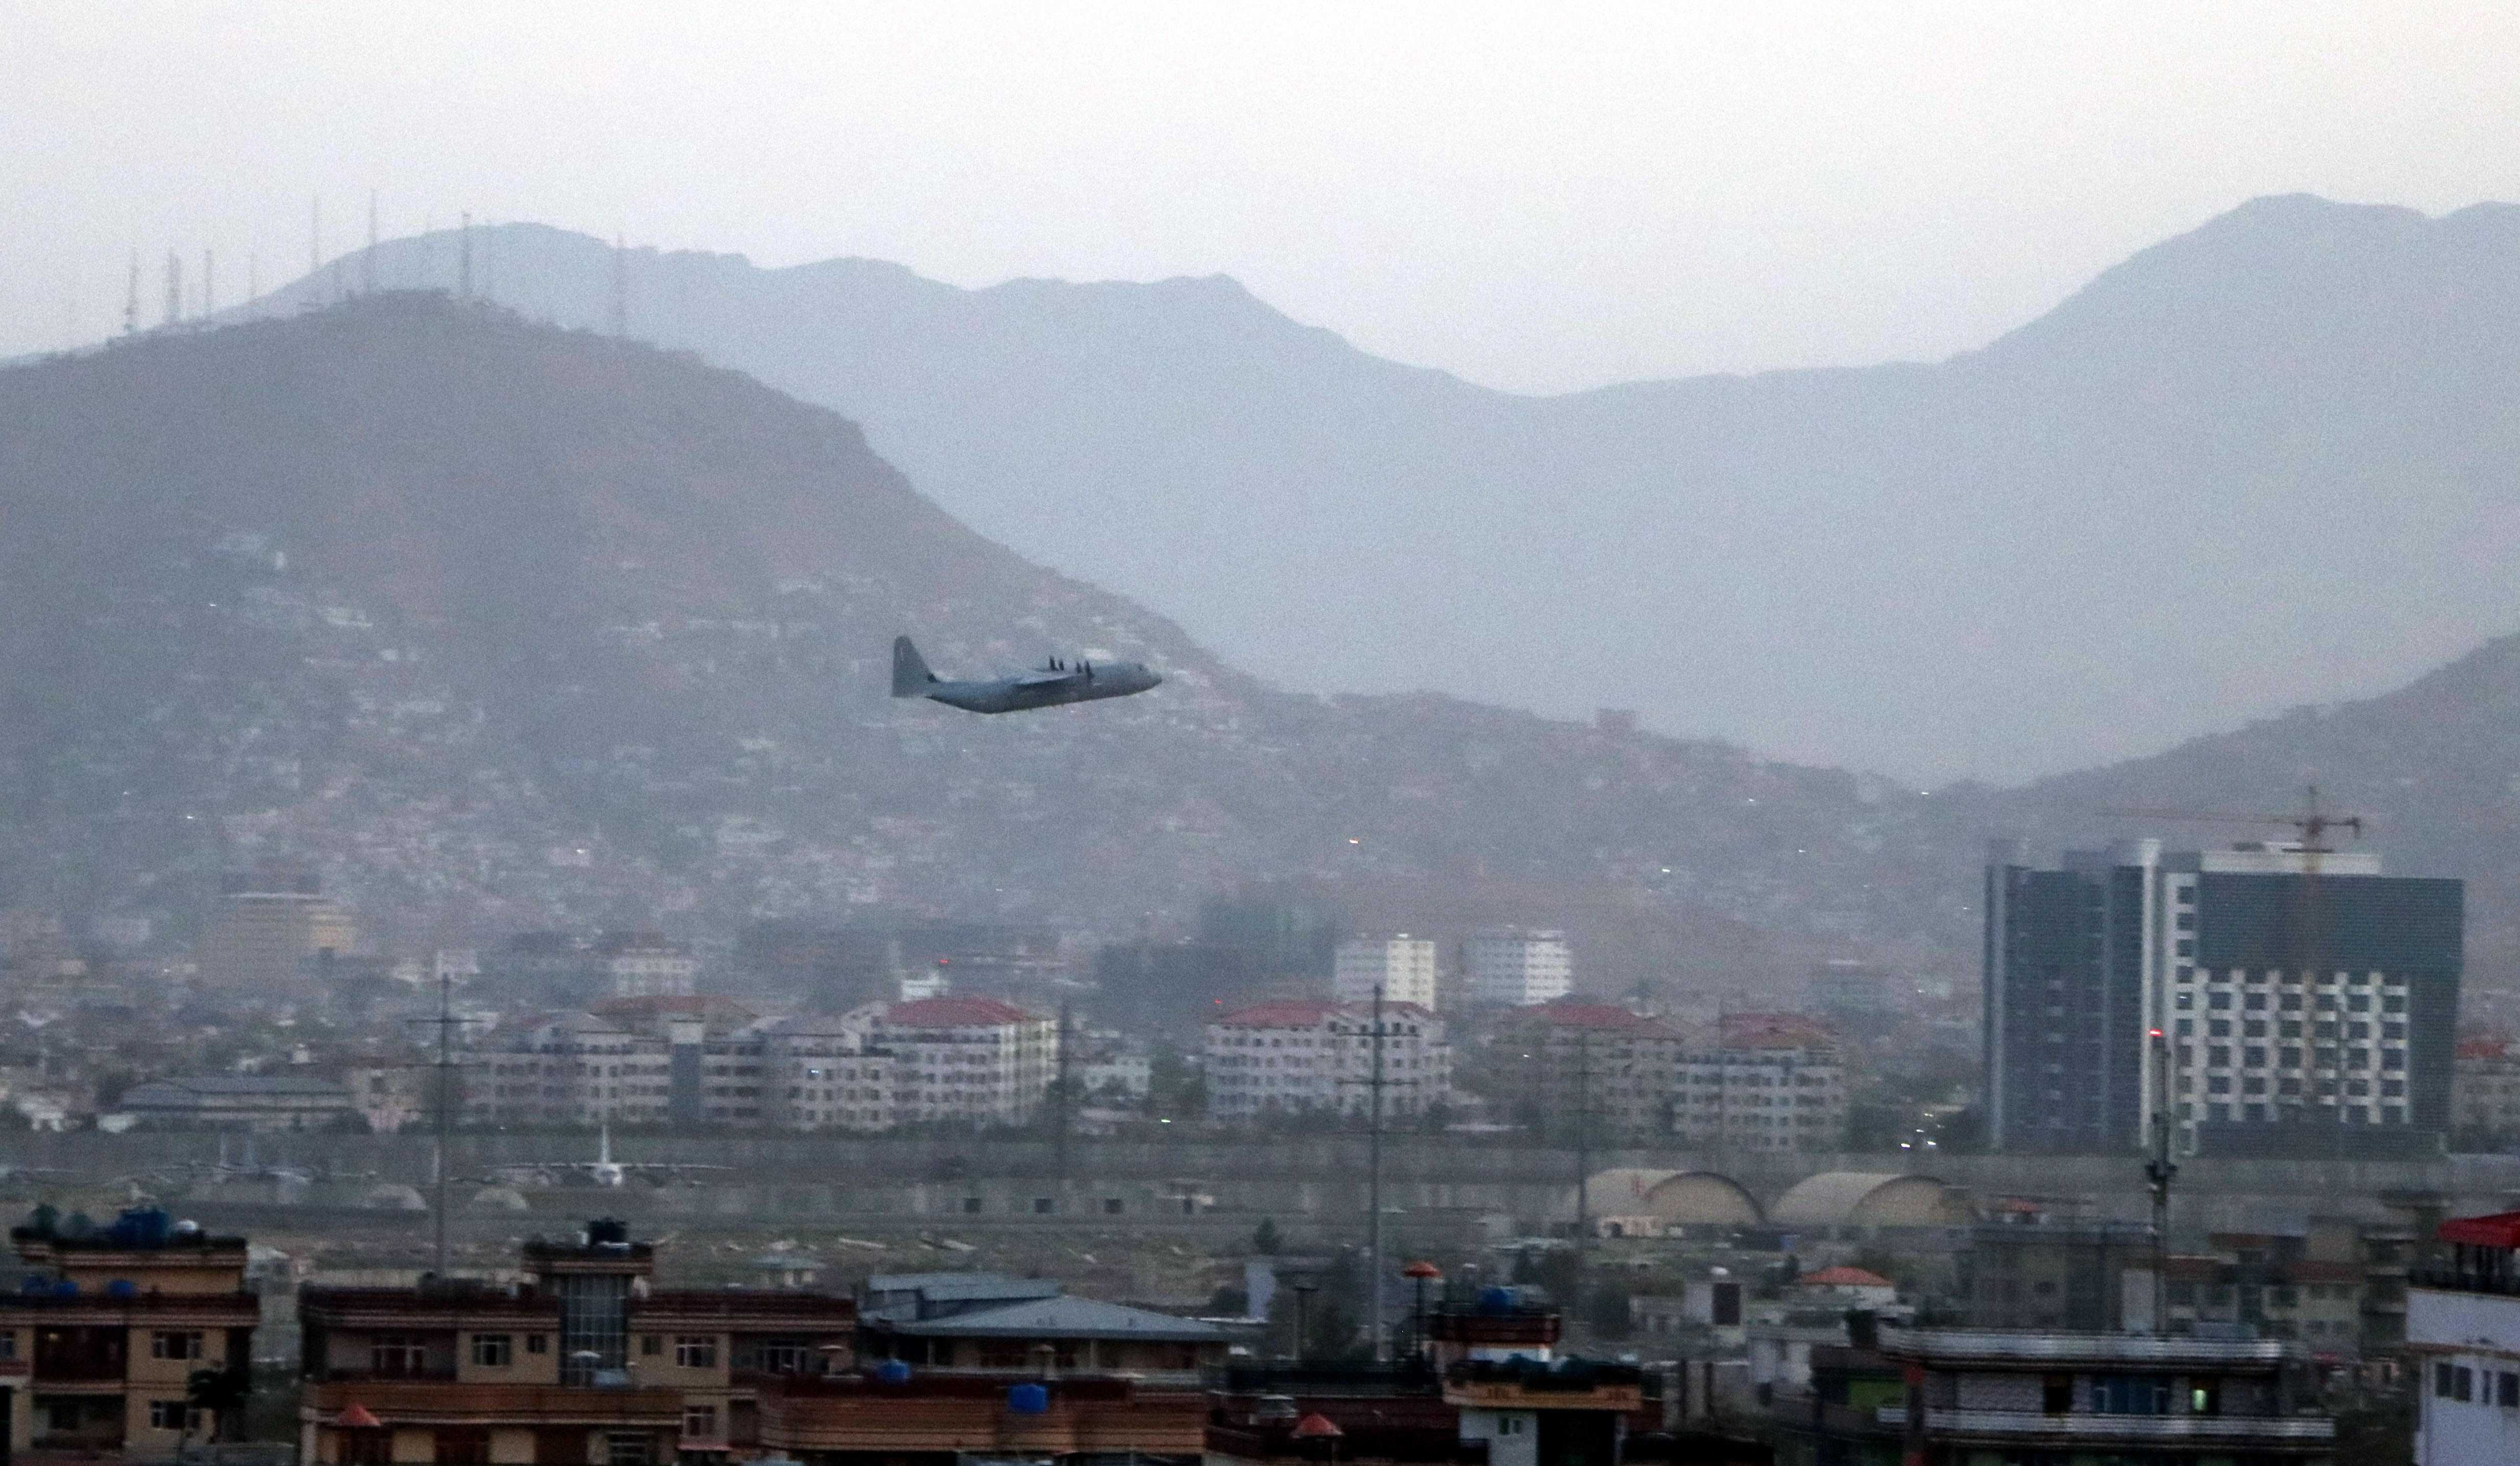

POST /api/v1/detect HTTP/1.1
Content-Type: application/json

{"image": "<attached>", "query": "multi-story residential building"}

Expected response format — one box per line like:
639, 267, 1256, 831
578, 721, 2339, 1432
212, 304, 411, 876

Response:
1986, 837, 2461, 1158
595, 934, 700, 999
1672, 1016, 1846, 1152
1485, 1002, 1685, 1137
1484, 1003, 1844, 1150
763, 1013, 898, 1132
0, 1207, 262, 1459
2410, 1208, 2520, 1464
117, 1075, 358, 1131
1334, 934, 1440, 1009
867, 997, 1057, 1127
2454, 1034, 2520, 1146
1461, 930, 1571, 1008
467, 1011, 672, 1129
299, 1220, 857, 1465
1770, 1323, 2334, 1465
197, 865, 356, 988
1205, 1000, 1450, 1120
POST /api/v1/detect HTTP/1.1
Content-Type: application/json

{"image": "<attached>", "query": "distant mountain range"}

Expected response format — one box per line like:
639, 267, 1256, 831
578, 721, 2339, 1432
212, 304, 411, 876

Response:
235, 196, 2520, 781
6, 295, 2514, 1008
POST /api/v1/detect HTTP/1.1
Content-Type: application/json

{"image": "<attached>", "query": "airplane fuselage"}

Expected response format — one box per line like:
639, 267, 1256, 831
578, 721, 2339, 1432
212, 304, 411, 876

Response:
924, 666, 1162, 714
893, 636, 1161, 713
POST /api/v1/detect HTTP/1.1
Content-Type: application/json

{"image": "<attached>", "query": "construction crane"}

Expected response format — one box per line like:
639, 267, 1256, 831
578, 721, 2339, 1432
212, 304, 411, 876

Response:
2098, 784, 2364, 856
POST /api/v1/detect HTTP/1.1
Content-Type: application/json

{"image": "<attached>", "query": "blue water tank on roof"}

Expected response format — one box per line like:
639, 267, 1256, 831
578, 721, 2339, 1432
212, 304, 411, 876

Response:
1007, 1383, 1049, 1415
875, 1361, 911, 1384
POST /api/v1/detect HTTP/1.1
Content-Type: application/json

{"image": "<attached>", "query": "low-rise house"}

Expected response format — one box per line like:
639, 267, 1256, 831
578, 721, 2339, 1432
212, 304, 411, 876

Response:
298, 1220, 856, 1464
859, 1295, 1229, 1381
0, 1206, 262, 1458
1768, 1322, 2334, 1464
2410, 1207, 2520, 1464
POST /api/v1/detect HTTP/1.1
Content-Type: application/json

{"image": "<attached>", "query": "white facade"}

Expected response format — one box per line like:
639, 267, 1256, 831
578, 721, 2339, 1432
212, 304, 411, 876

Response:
868, 997, 1057, 1126
600, 937, 699, 998
1464, 930, 1572, 1007
2411, 1285, 2520, 1464
1671, 1046, 1847, 1152
1334, 934, 1440, 1009
468, 1012, 672, 1127
1205, 1000, 1450, 1119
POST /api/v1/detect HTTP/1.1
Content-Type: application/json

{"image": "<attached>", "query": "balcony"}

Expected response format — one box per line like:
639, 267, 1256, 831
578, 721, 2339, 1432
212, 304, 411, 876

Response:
1920, 1408, 2333, 1446
300, 1379, 682, 1428
1441, 1359, 1642, 1412
1879, 1326, 2294, 1368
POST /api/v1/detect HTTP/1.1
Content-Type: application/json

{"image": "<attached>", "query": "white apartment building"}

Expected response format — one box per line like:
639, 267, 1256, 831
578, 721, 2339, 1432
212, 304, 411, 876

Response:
1334, 934, 1440, 1009
868, 996, 1058, 1126
467, 1011, 672, 1128
1463, 929, 1572, 1007
1205, 999, 1451, 1120
764, 1012, 900, 1132
1670, 1047, 1847, 1153
597, 933, 700, 998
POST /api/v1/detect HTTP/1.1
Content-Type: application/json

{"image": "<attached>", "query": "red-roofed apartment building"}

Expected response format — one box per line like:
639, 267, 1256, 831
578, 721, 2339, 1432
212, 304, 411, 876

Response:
1486, 1002, 1845, 1151
1204, 1000, 1450, 1120
869, 997, 1059, 1126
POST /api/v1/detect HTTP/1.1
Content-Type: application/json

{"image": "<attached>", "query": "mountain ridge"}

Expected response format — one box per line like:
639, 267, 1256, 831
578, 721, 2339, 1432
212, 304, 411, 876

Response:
227, 195, 2520, 780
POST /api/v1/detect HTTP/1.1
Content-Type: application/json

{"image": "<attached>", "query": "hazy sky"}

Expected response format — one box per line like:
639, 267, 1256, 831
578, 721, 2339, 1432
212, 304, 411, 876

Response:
6, 2, 2517, 392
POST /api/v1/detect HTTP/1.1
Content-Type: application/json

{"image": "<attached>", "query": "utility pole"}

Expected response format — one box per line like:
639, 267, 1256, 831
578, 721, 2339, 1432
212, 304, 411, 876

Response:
123, 251, 138, 334
1053, 1001, 1073, 1182
202, 249, 214, 319
163, 251, 181, 328
1336, 983, 1409, 1362
1573, 1028, 1593, 1251
2146, 1027, 2176, 1334
1369, 981, 1387, 1362
408, 971, 473, 1277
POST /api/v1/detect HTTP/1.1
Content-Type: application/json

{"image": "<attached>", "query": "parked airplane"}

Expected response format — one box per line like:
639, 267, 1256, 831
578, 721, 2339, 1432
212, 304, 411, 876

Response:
892, 636, 1160, 713
483, 1124, 730, 1188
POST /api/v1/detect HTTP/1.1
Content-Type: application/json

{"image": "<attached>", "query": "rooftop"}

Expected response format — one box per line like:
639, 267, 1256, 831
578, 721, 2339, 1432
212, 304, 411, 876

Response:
1879, 1325, 2296, 1368
880, 997, 1045, 1027
872, 1294, 1225, 1343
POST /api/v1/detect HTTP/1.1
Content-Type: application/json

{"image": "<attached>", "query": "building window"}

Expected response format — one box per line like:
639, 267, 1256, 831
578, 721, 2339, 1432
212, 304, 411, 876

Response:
2502, 1372, 2519, 1408
152, 1330, 205, 1360
373, 1335, 430, 1377
962, 1197, 983, 1214
675, 1336, 718, 1369
642, 1336, 661, 1356
471, 1334, 512, 1368
148, 1401, 202, 1431
682, 1404, 719, 1439
525, 1334, 548, 1354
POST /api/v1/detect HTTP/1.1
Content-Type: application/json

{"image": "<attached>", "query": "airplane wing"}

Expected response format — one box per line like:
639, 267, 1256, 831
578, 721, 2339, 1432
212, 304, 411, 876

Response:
620, 1162, 733, 1174
1012, 669, 1076, 686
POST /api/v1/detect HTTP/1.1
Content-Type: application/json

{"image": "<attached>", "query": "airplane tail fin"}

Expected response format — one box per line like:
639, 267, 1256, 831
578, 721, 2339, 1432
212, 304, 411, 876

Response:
892, 636, 937, 697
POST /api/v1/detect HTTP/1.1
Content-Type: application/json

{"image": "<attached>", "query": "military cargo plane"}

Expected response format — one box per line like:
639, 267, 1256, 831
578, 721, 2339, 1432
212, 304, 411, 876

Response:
892, 636, 1161, 713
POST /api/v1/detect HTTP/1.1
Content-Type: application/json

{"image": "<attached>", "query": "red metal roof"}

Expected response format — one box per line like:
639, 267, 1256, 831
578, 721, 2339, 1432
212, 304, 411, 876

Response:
1797, 1266, 1894, 1288
2439, 1211, 2520, 1249
881, 997, 1044, 1027
1498, 1002, 1676, 1035
1211, 1000, 1436, 1028
1721, 1011, 1838, 1050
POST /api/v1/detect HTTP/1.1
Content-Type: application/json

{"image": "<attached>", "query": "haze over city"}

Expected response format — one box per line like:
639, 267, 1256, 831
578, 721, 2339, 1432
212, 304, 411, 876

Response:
4, 7, 2520, 1464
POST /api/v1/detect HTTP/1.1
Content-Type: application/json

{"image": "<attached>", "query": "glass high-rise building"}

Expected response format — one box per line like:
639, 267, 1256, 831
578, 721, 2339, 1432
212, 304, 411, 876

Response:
1984, 838, 2460, 1158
